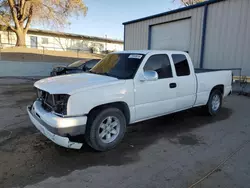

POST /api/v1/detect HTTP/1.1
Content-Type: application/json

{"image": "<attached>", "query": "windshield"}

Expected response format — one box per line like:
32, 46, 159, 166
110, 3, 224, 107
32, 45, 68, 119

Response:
90, 53, 145, 79
67, 60, 85, 68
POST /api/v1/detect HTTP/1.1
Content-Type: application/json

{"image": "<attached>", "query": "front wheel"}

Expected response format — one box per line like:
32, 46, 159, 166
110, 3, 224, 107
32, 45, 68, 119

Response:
85, 108, 126, 151
205, 89, 223, 116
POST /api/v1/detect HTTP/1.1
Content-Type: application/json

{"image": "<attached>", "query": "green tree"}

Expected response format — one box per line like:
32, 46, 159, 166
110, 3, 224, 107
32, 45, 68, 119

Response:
0, 0, 87, 46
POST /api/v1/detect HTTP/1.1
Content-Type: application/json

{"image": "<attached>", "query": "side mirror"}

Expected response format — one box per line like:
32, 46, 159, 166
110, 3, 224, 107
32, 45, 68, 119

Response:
140, 70, 158, 82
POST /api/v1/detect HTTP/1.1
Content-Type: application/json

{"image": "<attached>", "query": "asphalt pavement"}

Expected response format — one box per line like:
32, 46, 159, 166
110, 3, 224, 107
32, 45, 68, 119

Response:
0, 78, 250, 188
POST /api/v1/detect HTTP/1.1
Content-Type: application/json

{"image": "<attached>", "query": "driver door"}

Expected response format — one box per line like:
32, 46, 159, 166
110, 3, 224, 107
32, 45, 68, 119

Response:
134, 53, 177, 121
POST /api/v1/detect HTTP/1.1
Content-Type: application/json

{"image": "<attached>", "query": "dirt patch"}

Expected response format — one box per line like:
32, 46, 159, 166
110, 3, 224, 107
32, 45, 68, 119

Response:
169, 133, 202, 146
0, 107, 232, 188
16, 97, 36, 106
177, 134, 201, 145
0, 130, 12, 143
1, 84, 35, 95
0, 82, 36, 108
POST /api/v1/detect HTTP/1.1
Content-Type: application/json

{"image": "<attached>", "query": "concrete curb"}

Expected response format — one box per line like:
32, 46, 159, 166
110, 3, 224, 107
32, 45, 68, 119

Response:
0, 76, 46, 81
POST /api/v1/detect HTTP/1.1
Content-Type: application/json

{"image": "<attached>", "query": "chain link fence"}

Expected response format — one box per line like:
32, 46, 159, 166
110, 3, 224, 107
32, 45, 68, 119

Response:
0, 42, 108, 63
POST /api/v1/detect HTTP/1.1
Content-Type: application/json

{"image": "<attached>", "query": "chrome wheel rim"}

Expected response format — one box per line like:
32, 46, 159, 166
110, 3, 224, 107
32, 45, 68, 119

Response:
212, 94, 220, 111
98, 116, 120, 143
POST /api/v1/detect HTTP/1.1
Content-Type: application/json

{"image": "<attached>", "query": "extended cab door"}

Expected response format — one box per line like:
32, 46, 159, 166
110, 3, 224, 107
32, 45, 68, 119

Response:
170, 53, 196, 110
134, 53, 177, 121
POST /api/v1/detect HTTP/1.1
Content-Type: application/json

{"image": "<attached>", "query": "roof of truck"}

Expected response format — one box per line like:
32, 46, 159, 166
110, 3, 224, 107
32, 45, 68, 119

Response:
113, 50, 187, 55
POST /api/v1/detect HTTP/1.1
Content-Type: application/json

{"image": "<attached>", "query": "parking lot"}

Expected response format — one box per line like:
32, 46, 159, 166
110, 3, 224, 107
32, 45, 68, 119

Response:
0, 78, 250, 188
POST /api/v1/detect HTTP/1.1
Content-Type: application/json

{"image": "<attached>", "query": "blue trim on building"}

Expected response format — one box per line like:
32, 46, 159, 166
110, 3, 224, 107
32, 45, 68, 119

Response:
148, 25, 152, 49
123, 26, 126, 50
123, 0, 224, 25
200, 4, 209, 68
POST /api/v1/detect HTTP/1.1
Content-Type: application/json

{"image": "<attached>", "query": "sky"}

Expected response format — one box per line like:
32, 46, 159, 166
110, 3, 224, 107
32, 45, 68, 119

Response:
38, 0, 181, 40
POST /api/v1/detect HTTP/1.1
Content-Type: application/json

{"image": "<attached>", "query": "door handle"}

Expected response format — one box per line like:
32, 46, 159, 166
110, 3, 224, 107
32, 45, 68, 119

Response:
169, 83, 177, 88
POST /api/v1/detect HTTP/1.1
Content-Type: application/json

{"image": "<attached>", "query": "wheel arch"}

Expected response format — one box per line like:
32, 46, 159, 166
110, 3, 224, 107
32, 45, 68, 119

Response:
206, 84, 224, 104
87, 101, 131, 125
210, 84, 224, 96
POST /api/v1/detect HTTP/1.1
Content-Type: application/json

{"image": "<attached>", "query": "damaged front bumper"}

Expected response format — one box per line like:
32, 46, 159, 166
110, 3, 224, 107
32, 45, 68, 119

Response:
27, 102, 87, 149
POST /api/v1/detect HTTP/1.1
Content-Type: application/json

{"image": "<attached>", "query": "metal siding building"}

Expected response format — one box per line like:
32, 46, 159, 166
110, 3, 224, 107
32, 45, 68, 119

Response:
123, 0, 250, 76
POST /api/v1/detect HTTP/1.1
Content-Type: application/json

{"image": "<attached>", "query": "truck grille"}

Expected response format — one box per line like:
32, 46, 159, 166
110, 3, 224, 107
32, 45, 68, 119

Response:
36, 88, 69, 115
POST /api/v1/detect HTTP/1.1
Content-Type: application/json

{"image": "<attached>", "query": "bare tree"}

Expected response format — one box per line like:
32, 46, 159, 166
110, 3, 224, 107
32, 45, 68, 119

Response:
0, 0, 87, 46
174, 0, 206, 6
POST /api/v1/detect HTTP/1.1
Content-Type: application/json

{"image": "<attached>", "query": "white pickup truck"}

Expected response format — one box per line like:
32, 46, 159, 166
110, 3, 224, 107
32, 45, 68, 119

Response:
27, 50, 232, 151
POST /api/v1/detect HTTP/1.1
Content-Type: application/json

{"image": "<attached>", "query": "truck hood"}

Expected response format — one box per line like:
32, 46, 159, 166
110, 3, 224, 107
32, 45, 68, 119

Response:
34, 73, 125, 95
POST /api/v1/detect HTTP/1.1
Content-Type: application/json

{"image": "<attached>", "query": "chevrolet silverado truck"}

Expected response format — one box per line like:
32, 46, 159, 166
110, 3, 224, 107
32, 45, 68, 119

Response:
27, 50, 232, 151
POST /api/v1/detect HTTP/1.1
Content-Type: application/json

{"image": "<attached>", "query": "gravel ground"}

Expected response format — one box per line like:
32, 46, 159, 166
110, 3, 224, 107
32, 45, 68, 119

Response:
0, 78, 250, 188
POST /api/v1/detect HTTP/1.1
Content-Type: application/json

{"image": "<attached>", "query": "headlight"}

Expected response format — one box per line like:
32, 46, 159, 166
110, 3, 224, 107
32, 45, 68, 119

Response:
53, 94, 70, 115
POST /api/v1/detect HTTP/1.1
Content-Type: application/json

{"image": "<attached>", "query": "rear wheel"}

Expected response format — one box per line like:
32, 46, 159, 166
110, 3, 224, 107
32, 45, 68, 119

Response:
205, 89, 222, 116
85, 108, 126, 151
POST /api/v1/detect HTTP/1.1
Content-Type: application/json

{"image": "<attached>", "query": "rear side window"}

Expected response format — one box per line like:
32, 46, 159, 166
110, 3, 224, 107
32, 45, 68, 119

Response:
172, 54, 190, 76
144, 54, 172, 79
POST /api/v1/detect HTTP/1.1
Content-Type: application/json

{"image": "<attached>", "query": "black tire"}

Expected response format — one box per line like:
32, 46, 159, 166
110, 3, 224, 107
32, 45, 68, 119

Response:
205, 89, 223, 116
85, 108, 126, 151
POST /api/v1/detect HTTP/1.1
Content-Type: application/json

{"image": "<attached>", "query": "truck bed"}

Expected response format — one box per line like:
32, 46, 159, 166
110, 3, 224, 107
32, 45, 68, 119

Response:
195, 68, 224, 73
194, 69, 232, 107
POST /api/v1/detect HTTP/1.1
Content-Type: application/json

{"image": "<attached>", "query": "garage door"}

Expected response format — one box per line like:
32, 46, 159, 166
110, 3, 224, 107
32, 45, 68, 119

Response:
150, 19, 191, 52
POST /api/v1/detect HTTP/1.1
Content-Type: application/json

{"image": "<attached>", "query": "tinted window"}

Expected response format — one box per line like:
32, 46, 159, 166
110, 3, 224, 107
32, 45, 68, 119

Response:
91, 53, 145, 79
144, 54, 172, 79
84, 59, 100, 69
172, 54, 190, 76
